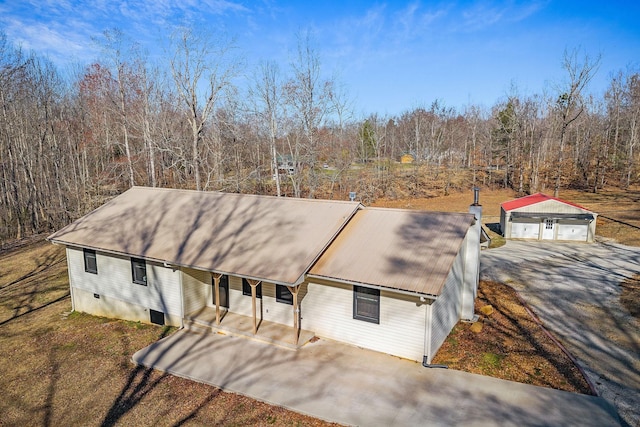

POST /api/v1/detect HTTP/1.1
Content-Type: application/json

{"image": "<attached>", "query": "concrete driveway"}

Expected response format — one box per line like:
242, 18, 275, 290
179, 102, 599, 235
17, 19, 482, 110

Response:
133, 330, 618, 426
481, 240, 640, 427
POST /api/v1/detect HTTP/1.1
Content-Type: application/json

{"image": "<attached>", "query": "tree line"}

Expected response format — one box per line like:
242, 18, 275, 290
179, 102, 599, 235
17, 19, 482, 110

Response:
1, 28, 638, 241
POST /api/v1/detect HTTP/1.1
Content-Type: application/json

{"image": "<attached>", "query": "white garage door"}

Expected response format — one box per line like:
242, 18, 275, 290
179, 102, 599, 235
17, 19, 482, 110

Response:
510, 219, 540, 239
556, 221, 588, 241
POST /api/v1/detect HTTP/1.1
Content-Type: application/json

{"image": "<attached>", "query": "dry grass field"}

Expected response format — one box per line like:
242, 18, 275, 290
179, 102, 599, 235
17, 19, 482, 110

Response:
372, 186, 640, 247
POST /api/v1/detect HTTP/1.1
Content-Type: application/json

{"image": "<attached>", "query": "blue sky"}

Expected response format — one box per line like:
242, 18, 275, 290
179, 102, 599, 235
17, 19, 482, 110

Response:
1, 1, 639, 117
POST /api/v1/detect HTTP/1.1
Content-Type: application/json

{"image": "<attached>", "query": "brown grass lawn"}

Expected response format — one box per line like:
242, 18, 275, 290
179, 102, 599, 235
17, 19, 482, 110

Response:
0, 239, 336, 427
432, 281, 592, 394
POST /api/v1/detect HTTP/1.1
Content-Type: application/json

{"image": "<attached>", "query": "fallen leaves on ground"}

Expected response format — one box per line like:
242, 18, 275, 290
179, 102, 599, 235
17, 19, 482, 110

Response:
432, 280, 593, 394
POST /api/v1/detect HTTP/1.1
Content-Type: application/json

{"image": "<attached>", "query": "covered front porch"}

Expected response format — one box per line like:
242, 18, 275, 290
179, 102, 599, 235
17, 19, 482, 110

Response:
184, 307, 315, 350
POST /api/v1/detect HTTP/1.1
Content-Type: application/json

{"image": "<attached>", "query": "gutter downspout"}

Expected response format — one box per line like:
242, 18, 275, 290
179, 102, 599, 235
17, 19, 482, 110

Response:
178, 267, 185, 329
422, 303, 447, 368
65, 247, 75, 312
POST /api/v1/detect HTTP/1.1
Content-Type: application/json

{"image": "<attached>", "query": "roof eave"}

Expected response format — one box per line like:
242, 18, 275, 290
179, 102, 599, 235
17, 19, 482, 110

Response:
306, 273, 438, 300
51, 240, 303, 286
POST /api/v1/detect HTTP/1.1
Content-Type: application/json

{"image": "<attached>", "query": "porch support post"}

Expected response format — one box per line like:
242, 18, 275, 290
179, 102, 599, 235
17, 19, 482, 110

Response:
288, 285, 300, 345
247, 279, 261, 334
212, 273, 222, 325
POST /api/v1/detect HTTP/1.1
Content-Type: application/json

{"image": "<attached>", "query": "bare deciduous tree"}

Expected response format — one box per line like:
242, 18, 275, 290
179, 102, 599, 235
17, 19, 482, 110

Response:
552, 49, 600, 197
170, 27, 239, 191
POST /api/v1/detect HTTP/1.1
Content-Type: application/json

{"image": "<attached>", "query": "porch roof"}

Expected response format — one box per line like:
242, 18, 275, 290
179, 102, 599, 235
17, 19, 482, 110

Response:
48, 187, 361, 285
309, 208, 474, 296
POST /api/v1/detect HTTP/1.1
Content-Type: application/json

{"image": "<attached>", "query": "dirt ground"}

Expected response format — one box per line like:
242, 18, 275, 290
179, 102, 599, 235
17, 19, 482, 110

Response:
432, 281, 592, 394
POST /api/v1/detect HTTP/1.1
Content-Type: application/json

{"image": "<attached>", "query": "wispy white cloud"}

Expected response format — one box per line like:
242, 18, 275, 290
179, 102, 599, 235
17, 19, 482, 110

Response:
459, 1, 546, 32
322, 1, 449, 74
1, 16, 99, 65
390, 2, 449, 46
0, 0, 252, 67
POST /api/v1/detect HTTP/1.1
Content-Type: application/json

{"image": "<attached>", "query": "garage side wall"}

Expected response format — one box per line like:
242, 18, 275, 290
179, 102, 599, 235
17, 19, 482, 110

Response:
67, 247, 182, 326
302, 279, 426, 362
500, 207, 509, 237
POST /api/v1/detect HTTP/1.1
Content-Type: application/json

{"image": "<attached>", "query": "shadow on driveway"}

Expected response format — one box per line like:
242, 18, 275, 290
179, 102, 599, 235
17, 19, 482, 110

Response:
481, 240, 640, 427
133, 330, 619, 427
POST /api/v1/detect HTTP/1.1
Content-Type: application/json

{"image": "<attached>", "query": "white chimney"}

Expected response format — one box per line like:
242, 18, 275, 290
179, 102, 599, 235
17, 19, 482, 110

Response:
462, 187, 482, 321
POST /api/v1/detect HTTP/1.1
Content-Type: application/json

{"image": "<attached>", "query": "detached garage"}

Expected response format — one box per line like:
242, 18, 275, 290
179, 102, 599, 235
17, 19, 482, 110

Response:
500, 193, 597, 242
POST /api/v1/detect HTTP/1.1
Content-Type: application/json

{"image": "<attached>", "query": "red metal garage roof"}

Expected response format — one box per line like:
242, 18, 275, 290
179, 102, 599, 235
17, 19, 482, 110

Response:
501, 193, 589, 212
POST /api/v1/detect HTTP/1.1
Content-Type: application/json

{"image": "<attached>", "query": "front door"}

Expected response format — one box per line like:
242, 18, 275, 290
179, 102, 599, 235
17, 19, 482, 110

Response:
542, 218, 555, 240
213, 275, 229, 308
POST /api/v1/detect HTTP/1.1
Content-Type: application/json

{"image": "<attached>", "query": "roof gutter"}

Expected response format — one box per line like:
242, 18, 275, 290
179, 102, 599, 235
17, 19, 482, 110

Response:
48, 240, 301, 287
306, 273, 438, 301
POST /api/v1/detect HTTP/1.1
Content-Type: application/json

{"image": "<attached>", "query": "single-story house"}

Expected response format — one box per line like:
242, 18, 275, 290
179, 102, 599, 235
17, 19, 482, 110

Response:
48, 187, 482, 364
500, 193, 597, 242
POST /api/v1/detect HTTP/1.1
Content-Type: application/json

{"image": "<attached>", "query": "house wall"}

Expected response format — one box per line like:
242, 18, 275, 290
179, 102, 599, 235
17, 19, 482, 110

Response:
67, 247, 182, 326
227, 277, 307, 326
427, 244, 465, 363
181, 271, 304, 328
301, 278, 427, 362
182, 267, 209, 314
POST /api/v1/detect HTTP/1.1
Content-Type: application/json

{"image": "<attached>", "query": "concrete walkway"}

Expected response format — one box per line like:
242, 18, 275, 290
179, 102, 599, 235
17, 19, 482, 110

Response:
481, 240, 640, 427
133, 330, 619, 426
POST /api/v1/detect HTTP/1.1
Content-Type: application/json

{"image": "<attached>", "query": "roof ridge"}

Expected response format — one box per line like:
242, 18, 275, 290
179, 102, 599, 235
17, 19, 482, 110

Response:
130, 186, 361, 205
364, 206, 474, 216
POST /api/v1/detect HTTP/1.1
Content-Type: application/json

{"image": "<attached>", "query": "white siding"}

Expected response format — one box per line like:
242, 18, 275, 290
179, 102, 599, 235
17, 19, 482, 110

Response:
220, 277, 297, 326
302, 280, 426, 362
505, 200, 597, 242
67, 247, 182, 324
261, 283, 297, 326
428, 243, 464, 363
514, 199, 586, 215
182, 268, 209, 314
228, 276, 255, 317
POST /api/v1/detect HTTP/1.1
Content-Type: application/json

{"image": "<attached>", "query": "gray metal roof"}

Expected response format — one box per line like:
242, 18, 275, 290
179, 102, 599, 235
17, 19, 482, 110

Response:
309, 208, 474, 296
48, 187, 361, 285
510, 212, 595, 220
